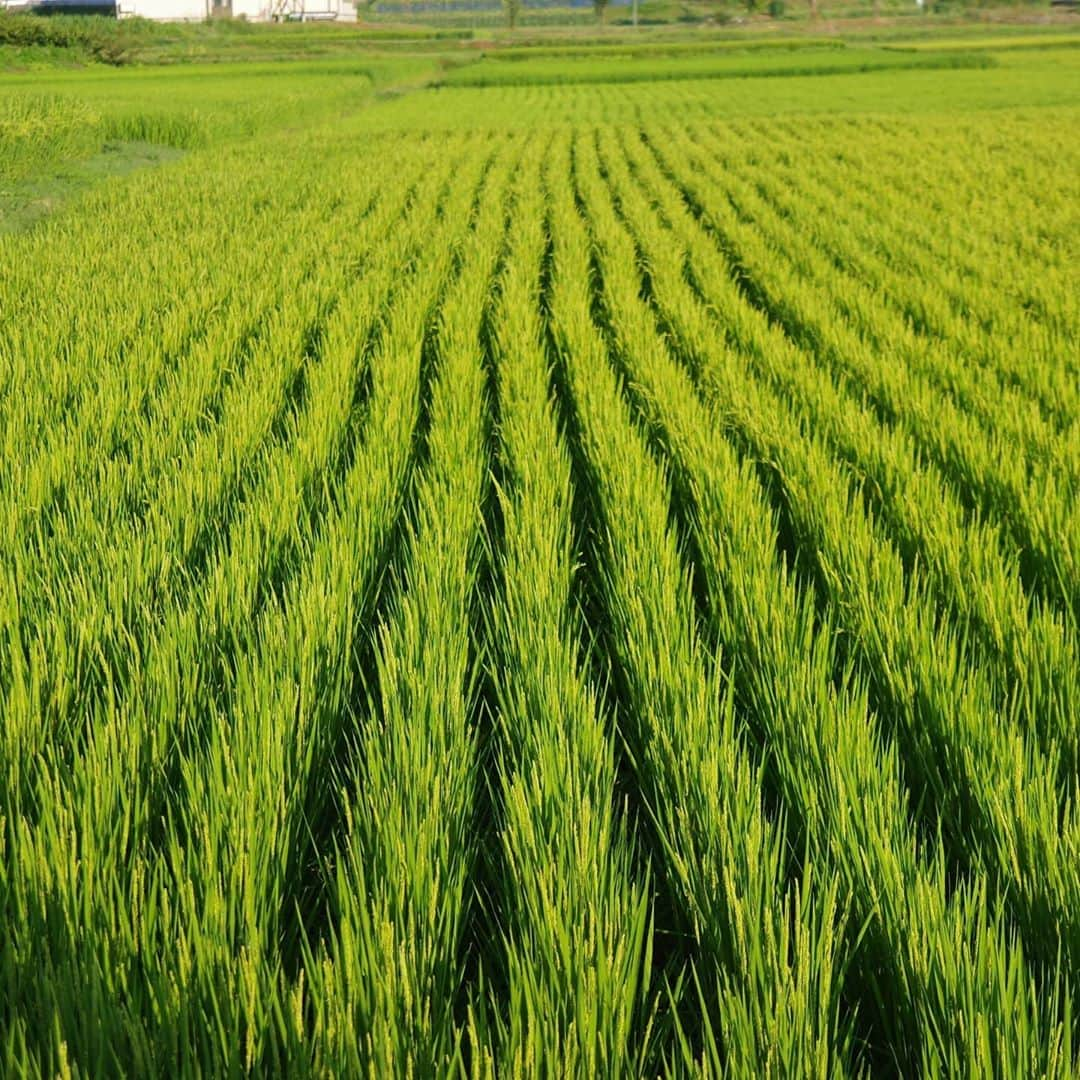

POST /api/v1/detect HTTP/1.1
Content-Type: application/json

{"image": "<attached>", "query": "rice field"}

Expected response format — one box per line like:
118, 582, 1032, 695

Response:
1, 35, 1079, 1078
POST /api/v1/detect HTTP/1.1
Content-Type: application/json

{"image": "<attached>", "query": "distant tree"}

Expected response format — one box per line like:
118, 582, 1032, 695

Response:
503, 0, 522, 27
594, 0, 608, 21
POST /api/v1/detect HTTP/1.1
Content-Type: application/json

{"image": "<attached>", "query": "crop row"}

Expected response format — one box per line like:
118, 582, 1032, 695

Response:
1, 103, 1077, 1075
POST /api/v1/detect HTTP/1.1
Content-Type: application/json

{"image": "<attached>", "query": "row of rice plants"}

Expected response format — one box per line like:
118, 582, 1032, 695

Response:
470, 138, 652, 1074
298, 133, 523, 1075
641, 124, 1079, 622
590, 119, 1080, 1053
692, 116, 1080, 561
729, 116, 1079, 425
603, 125, 1080, 788
115, 139, 498, 1074
622, 116, 1080, 946
671, 115, 1071, 456
696, 122, 1078, 480
569, 126, 1074, 1076
442, 49, 991, 90
3, 157, 418, 650
0, 132, 419, 527
0, 133, 493, 1075
751, 114, 1075, 290
546, 128, 850, 1075
1, 72, 1076, 1075
0, 136, 457, 801
767, 114, 1079, 319
1, 172, 248, 470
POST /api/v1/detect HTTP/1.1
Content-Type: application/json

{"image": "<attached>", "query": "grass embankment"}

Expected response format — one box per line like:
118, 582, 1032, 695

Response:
441, 43, 992, 84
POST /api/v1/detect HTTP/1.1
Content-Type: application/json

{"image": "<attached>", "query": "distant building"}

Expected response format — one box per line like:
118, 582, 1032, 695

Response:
0, 0, 356, 18
118, 0, 356, 18
1, 0, 116, 12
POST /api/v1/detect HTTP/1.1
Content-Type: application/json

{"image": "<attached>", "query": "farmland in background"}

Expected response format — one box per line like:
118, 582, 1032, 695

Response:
1, 19, 1079, 1077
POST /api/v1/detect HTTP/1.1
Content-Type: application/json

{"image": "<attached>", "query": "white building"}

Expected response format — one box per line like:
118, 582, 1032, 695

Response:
116, 0, 355, 19
1, 0, 355, 20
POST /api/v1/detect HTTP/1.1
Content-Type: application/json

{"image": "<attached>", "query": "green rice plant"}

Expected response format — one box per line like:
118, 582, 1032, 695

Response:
692, 121, 1079, 480
571, 126, 1074, 1077
547, 129, 852, 1077
1, 47, 1078, 1079
302, 135, 521, 1076
0, 134, 490, 1077
471, 140, 652, 1075
643, 124, 1080, 623
0, 142, 337, 486
889, 32, 1080, 51
1, 166, 386, 568
589, 125, 1080, 1043
0, 145, 440, 776
442, 47, 991, 88
605, 125, 1080, 790
726, 115, 1079, 425
489, 37, 845, 62
0, 95, 102, 181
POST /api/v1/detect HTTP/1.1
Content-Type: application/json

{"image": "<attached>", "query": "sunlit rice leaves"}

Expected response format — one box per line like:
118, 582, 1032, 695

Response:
1, 52, 1078, 1078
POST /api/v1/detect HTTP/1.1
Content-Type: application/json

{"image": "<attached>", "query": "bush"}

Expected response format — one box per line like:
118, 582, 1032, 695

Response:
0, 13, 130, 65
